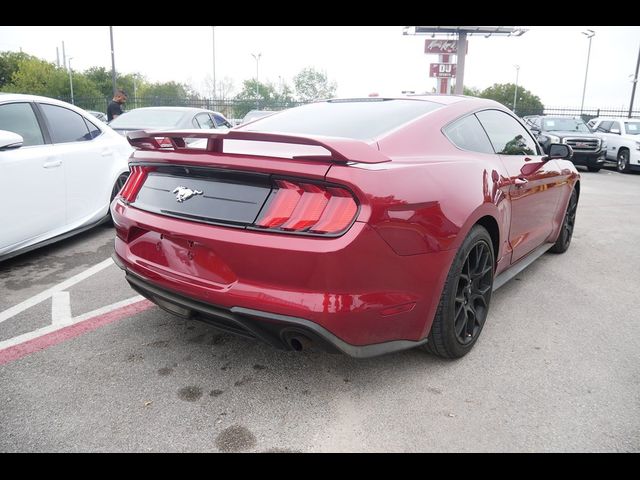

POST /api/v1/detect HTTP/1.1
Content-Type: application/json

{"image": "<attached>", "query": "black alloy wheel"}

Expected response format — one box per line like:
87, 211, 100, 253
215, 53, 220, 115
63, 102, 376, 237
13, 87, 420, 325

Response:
549, 188, 578, 254
425, 225, 494, 359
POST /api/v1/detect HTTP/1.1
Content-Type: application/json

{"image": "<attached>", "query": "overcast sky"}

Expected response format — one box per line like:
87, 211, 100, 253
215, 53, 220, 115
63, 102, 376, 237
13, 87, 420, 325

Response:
1, 25, 638, 109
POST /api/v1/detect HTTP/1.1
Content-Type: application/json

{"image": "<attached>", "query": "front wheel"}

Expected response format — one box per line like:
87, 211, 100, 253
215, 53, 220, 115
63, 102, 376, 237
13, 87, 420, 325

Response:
549, 188, 578, 254
424, 225, 494, 359
617, 149, 630, 173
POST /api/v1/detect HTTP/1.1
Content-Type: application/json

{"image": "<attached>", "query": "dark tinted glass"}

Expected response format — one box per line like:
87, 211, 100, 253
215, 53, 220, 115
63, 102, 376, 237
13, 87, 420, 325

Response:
241, 99, 442, 140
443, 114, 494, 154
84, 117, 101, 139
0, 102, 44, 146
213, 114, 231, 128
595, 121, 612, 133
40, 104, 90, 143
476, 110, 538, 156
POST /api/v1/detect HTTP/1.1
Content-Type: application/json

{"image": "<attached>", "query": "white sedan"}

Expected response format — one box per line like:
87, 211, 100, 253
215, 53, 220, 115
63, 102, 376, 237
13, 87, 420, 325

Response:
0, 94, 133, 261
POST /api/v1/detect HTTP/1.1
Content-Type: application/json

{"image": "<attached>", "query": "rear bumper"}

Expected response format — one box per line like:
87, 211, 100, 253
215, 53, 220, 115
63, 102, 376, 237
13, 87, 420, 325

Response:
116, 260, 428, 358
111, 199, 453, 351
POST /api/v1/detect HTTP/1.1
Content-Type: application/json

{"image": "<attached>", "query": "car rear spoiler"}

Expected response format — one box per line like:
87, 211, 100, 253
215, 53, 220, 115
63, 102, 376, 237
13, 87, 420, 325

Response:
126, 129, 390, 164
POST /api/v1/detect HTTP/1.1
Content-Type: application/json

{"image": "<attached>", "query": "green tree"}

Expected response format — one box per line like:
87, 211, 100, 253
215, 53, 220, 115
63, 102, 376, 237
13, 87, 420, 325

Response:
233, 79, 291, 118
138, 81, 192, 106
293, 67, 336, 102
0, 51, 36, 88
463, 86, 481, 97
479, 83, 544, 116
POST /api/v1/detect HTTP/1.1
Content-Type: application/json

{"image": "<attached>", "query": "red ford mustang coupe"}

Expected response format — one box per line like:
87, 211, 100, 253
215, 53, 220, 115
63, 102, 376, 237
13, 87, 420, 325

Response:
111, 96, 579, 359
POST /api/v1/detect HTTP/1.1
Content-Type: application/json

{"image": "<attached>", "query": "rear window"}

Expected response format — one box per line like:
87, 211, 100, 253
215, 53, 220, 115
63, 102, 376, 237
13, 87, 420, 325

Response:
240, 99, 442, 140
110, 109, 186, 128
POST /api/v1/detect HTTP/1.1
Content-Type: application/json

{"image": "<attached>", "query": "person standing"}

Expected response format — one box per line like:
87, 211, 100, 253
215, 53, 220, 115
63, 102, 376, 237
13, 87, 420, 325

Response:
107, 89, 128, 122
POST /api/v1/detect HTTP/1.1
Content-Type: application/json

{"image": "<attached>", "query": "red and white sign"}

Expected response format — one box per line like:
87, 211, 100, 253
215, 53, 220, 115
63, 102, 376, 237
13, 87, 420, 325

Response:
430, 63, 457, 78
424, 39, 469, 54
425, 39, 457, 54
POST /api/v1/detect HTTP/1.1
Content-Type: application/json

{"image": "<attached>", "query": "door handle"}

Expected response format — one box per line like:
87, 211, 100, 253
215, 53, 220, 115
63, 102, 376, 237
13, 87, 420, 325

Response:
514, 177, 528, 187
43, 159, 62, 168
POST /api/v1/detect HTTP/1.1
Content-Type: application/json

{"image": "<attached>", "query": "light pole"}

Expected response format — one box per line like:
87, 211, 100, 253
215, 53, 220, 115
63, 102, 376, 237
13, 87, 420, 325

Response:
211, 26, 216, 101
628, 43, 640, 118
251, 52, 261, 109
68, 57, 74, 105
580, 29, 595, 114
513, 65, 520, 115
109, 26, 117, 96
133, 74, 139, 109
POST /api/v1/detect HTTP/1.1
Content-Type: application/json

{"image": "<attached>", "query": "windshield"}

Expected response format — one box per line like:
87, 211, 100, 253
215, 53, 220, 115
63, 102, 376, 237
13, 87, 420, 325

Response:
625, 122, 640, 135
109, 109, 185, 128
542, 118, 590, 132
240, 99, 442, 140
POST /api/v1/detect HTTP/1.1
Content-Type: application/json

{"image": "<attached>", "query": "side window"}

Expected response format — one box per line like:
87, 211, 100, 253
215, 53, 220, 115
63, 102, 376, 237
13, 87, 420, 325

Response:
194, 113, 215, 129
595, 121, 612, 133
39, 104, 91, 143
84, 117, 102, 139
443, 114, 494, 154
213, 114, 231, 128
0, 102, 44, 146
611, 121, 621, 133
476, 110, 538, 156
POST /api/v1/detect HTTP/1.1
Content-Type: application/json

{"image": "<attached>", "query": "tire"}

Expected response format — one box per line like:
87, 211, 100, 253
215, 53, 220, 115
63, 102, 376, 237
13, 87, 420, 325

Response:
107, 173, 130, 225
424, 225, 494, 359
617, 149, 630, 173
111, 172, 129, 203
549, 188, 578, 254
587, 166, 600, 172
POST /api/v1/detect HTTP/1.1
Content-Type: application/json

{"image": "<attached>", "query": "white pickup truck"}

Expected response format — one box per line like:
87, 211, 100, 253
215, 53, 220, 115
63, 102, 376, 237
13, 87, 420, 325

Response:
587, 117, 640, 173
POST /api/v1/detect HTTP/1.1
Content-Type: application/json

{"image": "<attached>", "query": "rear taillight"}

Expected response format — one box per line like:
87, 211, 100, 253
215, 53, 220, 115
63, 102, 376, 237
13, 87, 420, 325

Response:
119, 165, 151, 203
255, 180, 358, 235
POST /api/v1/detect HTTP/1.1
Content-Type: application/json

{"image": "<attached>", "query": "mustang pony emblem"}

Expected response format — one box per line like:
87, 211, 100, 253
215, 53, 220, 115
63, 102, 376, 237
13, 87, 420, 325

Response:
172, 186, 203, 203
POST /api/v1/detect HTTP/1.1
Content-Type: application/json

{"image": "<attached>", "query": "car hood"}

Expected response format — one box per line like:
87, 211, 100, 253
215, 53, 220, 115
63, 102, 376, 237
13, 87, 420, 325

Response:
542, 130, 598, 138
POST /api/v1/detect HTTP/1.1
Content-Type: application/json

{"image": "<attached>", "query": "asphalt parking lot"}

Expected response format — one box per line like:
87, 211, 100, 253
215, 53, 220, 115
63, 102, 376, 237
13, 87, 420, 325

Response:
1, 167, 638, 452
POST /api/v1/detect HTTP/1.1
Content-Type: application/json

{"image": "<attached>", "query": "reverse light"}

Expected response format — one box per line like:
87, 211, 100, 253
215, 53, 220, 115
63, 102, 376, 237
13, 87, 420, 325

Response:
255, 180, 358, 235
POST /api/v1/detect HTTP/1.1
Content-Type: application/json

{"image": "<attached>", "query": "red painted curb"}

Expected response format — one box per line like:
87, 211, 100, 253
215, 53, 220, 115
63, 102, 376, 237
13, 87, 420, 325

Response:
0, 299, 154, 366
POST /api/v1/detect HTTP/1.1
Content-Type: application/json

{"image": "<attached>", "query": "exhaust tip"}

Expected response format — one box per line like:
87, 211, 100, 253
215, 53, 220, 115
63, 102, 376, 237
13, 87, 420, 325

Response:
284, 333, 313, 352
290, 338, 304, 351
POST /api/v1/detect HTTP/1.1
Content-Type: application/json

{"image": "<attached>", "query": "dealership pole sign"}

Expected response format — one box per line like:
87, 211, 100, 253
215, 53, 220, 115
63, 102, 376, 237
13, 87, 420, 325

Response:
424, 39, 468, 55
430, 63, 457, 78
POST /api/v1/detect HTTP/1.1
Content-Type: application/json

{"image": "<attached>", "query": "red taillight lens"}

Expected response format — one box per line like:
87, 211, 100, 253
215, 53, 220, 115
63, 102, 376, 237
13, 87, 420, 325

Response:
255, 180, 358, 235
119, 165, 150, 203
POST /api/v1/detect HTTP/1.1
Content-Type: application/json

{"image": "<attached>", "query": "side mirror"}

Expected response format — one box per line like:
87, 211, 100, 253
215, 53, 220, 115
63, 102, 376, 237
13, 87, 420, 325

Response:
0, 130, 24, 151
544, 143, 573, 161
610, 128, 621, 135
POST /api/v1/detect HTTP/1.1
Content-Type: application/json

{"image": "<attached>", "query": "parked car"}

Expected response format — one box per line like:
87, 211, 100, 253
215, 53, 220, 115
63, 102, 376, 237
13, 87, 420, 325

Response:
87, 110, 108, 123
0, 94, 132, 261
240, 110, 277, 125
526, 116, 606, 172
111, 96, 579, 359
588, 117, 640, 173
108, 107, 232, 138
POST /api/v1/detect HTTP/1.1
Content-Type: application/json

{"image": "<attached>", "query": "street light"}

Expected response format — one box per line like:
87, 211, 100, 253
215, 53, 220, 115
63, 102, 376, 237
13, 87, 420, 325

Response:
580, 29, 595, 114
211, 26, 216, 100
251, 52, 261, 109
68, 57, 74, 105
513, 65, 520, 114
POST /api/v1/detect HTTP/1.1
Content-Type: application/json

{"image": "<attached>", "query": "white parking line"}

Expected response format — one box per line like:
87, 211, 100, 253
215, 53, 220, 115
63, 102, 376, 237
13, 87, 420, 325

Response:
0, 295, 145, 351
51, 291, 72, 325
0, 258, 114, 324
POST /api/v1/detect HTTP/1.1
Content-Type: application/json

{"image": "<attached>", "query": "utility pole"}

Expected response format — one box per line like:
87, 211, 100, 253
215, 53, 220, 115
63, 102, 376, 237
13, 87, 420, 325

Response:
109, 26, 117, 96
62, 41, 66, 71
68, 57, 74, 105
252, 53, 261, 109
513, 65, 520, 114
56, 47, 60, 68
580, 29, 595, 114
629, 43, 640, 118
